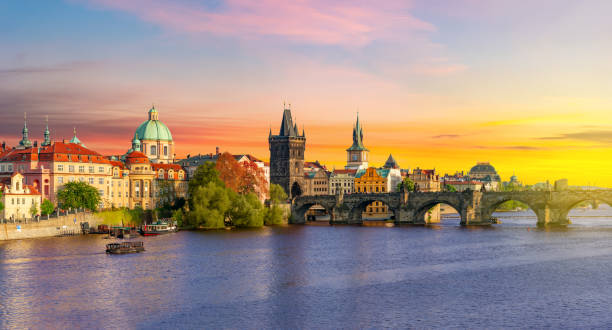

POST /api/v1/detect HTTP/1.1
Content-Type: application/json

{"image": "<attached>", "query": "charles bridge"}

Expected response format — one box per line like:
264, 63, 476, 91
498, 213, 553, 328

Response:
291, 189, 612, 226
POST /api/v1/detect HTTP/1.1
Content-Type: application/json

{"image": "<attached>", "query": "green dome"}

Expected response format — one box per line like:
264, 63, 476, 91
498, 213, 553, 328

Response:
135, 120, 172, 141
135, 107, 172, 142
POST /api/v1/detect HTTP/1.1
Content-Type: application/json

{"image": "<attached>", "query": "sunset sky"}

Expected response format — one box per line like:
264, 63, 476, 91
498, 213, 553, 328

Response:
1, 1, 612, 186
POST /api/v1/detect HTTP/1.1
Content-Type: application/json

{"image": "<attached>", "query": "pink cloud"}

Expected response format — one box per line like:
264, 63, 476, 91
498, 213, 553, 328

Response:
81, 0, 435, 46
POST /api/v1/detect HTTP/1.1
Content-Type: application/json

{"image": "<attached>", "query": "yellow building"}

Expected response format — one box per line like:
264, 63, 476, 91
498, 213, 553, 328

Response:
354, 167, 392, 219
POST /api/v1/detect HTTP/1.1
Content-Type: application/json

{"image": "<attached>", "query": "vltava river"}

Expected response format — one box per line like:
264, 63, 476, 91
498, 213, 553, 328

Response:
2, 207, 612, 328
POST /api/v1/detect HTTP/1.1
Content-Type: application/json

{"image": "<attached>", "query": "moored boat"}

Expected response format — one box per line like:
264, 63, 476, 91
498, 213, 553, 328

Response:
105, 241, 145, 254
139, 220, 177, 236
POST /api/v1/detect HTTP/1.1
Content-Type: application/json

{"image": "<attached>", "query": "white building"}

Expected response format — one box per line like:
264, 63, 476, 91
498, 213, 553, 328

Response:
329, 169, 356, 195
1, 172, 42, 220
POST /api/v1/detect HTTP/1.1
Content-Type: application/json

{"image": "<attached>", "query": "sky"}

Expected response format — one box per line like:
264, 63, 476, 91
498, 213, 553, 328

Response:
1, 0, 612, 186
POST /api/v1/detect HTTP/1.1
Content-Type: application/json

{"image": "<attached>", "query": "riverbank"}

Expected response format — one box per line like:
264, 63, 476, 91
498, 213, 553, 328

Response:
0, 213, 103, 241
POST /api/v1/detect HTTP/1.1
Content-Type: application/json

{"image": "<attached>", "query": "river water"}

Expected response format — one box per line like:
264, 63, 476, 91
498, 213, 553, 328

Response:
2, 206, 612, 329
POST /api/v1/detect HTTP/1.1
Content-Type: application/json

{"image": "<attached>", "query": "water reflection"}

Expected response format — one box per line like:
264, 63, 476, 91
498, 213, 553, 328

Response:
2, 207, 612, 328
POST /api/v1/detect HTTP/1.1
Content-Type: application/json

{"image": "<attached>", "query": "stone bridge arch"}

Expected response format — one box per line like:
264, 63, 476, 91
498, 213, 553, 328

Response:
291, 196, 336, 224
480, 192, 547, 224
411, 198, 464, 225
346, 195, 401, 223
555, 191, 612, 223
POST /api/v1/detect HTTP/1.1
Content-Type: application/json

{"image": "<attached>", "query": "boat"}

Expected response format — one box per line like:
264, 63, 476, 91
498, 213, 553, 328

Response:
105, 241, 145, 254
139, 220, 177, 236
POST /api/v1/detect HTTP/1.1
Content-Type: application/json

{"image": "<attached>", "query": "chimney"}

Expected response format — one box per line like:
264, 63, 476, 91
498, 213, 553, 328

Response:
215, 146, 220, 155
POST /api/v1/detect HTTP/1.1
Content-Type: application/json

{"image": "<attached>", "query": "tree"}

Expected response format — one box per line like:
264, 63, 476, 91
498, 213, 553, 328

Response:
57, 181, 101, 211
41, 199, 54, 216
188, 162, 224, 209
269, 184, 288, 203
0, 191, 4, 214
30, 201, 38, 218
264, 184, 288, 225
215, 152, 244, 193
444, 184, 457, 192
187, 182, 232, 229
239, 160, 269, 200
397, 177, 416, 192
229, 193, 265, 228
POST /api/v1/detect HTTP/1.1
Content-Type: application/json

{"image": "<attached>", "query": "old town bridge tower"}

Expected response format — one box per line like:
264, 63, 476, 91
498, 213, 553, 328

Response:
269, 105, 306, 198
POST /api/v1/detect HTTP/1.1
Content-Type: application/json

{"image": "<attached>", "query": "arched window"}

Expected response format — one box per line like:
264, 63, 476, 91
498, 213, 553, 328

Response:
151, 145, 157, 155
164, 146, 168, 156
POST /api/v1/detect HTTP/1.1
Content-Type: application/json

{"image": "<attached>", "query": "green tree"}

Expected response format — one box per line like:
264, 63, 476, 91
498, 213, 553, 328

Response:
41, 199, 54, 216
188, 163, 224, 208
444, 184, 457, 192
0, 191, 4, 215
30, 201, 39, 218
57, 181, 101, 211
264, 184, 288, 225
229, 193, 265, 228
397, 177, 416, 192
188, 182, 231, 229
269, 184, 288, 203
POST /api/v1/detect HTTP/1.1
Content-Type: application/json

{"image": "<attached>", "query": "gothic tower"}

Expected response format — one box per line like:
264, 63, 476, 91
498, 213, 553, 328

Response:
269, 105, 306, 198
345, 113, 369, 170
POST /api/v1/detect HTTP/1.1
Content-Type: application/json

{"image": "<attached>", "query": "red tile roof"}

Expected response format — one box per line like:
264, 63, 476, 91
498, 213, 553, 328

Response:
125, 151, 150, 164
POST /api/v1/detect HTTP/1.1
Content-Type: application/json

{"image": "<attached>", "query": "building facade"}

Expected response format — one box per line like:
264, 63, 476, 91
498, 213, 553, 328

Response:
409, 168, 441, 192
0, 112, 186, 214
0, 172, 42, 220
329, 169, 356, 195
269, 107, 306, 198
354, 167, 393, 218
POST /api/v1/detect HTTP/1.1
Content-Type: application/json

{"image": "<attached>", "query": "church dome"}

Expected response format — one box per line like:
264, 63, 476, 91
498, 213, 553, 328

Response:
469, 162, 497, 174
134, 106, 173, 141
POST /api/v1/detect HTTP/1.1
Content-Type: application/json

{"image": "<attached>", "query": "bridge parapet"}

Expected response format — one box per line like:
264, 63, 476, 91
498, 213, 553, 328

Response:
291, 189, 612, 226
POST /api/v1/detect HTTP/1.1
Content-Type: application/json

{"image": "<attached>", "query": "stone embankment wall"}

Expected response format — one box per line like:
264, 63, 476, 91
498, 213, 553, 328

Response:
0, 213, 104, 241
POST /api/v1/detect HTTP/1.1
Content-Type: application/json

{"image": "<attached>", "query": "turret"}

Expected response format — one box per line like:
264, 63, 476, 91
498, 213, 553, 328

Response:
42, 115, 51, 146
132, 132, 141, 152
18, 112, 32, 149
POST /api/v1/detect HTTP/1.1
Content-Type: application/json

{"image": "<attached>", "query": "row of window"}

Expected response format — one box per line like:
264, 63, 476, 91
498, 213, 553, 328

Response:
146, 145, 169, 156
10, 197, 35, 205
0, 164, 14, 172
355, 186, 386, 193
57, 164, 107, 173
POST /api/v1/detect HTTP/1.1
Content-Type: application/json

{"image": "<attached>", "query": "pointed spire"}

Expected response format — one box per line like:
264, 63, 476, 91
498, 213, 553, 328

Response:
19, 112, 32, 148
347, 112, 367, 151
42, 115, 51, 146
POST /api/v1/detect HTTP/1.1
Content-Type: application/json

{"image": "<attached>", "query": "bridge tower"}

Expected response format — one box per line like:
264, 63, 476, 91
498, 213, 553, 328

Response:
269, 104, 306, 198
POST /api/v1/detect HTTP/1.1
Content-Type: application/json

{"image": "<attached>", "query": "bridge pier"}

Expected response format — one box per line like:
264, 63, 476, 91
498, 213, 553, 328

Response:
535, 205, 571, 226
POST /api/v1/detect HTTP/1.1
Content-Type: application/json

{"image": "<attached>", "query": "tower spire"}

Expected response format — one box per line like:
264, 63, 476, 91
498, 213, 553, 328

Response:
42, 115, 51, 146
19, 112, 32, 148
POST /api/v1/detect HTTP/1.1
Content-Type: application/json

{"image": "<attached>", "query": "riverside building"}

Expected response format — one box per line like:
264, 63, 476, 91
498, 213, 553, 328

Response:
0, 108, 186, 215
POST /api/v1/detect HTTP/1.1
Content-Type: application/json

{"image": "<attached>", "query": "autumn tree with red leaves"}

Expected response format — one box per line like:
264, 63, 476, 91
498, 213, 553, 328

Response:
215, 152, 269, 200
